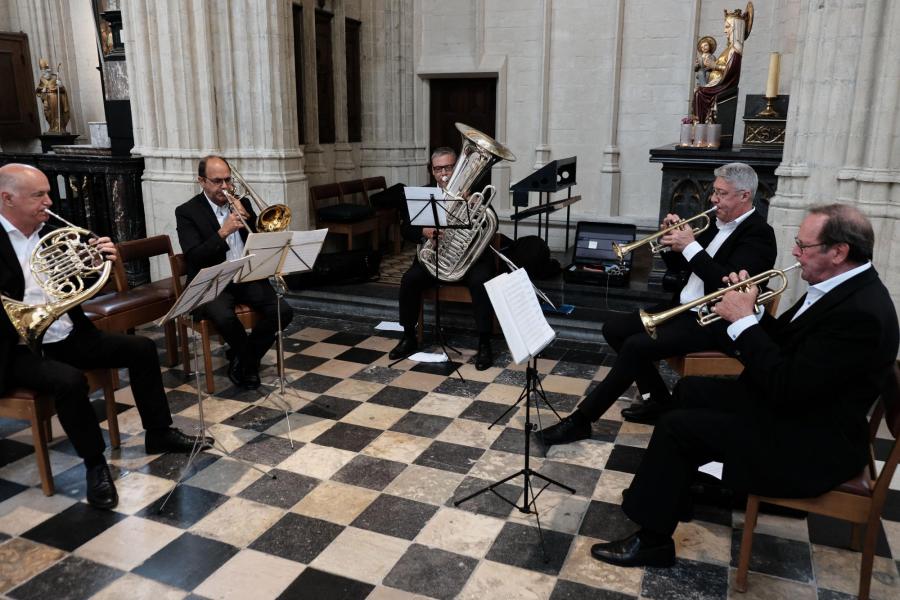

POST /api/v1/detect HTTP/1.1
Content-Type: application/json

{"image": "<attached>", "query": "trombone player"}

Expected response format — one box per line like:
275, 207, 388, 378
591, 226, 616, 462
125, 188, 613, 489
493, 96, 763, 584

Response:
542, 162, 776, 446
590, 203, 898, 568
176, 156, 294, 390
0, 163, 206, 511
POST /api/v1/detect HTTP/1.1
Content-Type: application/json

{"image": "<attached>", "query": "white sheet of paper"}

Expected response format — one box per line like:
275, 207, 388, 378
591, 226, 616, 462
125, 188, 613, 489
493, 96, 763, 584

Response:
375, 321, 405, 332
698, 461, 723, 480
409, 351, 449, 363
280, 228, 328, 275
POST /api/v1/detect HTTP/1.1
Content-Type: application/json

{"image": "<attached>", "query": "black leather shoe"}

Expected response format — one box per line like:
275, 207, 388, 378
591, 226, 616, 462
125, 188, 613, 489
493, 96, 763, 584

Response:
86, 463, 118, 510
389, 336, 418, 360
621, 398, 666, 424
242, 365, 261, 390
540, 414, 591, 446
145, 427, 213, 454
228, 357, 245, 388
590, 532, 675, 568
474, 341, 493, 371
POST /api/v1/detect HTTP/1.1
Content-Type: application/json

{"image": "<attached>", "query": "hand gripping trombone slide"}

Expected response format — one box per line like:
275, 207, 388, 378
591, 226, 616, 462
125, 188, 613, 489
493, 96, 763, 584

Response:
639, 263, 801, 339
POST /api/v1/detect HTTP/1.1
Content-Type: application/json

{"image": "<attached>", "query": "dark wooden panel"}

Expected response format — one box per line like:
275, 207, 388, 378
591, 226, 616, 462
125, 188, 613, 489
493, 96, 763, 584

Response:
0, 32, 40, 139
315, 9, 334, 144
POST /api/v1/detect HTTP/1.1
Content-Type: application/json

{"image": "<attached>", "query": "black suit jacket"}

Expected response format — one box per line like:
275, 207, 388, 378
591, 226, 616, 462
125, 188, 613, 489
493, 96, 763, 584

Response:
724, 267, 899, 497
175, 193, 257, 281
0, 223, 95, 393
660, 210, 777, 306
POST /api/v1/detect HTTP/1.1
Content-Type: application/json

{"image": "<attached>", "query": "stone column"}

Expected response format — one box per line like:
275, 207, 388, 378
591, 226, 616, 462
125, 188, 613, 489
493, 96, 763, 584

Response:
359, 0, 424, 187
599, 0, 625, 216
331, 0, 355, 179
770, 0, 900, 309
122, 0, 307, 277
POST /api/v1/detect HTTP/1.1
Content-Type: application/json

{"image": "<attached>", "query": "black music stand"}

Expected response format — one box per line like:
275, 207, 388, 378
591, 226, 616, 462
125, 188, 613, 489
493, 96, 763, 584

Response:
232, 229, 327, 446
453, 268, 573, 559
396, 187, 472, 381
155, 256, 275, 512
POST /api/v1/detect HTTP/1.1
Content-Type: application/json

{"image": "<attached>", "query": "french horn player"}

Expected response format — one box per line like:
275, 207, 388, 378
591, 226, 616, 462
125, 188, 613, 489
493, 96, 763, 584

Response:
0, 163, 206, 511
389, 124, 516, 371
175, 155, 294, 391
540, 162, 777, 447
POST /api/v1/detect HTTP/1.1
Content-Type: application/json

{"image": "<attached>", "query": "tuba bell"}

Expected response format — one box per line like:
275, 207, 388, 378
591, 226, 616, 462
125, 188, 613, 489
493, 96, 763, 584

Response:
418, 122, 516, 282
223, 164, 292, 233
1, 209, 112, 353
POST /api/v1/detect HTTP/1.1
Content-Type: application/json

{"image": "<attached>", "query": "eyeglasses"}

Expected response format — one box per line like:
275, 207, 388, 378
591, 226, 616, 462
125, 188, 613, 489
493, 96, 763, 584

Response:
712, 187, 741, 198
793, 238, 829, 255
432, 164, 455, 173
203, 176, 233, 186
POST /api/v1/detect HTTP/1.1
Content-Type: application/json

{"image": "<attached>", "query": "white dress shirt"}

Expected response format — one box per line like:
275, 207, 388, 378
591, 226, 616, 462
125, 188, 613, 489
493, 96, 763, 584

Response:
1, 214, 74, 344
679, 208, 756, 307
206, 194, 245, 262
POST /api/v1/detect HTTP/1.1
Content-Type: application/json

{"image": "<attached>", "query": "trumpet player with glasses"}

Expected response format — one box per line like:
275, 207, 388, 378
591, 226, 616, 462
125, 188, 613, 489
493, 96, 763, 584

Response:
542, 162, 776, 446
176, 155, 294, 390
589, 203, 898, 568
0, 163, 207, 511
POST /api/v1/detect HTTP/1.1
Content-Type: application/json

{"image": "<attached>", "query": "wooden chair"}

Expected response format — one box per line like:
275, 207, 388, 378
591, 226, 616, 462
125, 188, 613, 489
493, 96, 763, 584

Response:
417, 234, 501, 343
736, 361, 900, 600
0, 369, 119, 496
83, 235, 179, 367
665, 297, 781, 377
310, 182, 379, 251
169, 254, 282, 394
361, 176, 402, 254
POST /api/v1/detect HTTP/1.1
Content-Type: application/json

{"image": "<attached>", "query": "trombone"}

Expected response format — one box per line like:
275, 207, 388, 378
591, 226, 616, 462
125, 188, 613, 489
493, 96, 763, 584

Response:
222, 164, 292, 233
639, 263, 801, 339
612, 206, 718, 262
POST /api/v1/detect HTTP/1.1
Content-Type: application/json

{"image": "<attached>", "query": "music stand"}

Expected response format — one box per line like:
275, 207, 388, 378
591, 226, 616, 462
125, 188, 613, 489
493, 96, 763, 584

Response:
399, 187, 471, 380
453, 268, 573, 559
155, 255, 275, 512
232, 228, 328, 447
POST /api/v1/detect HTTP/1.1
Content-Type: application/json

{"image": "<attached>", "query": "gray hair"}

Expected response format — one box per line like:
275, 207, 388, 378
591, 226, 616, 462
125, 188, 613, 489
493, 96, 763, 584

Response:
713, 162, 758, 198
808, 203, 874, 263
430, 147, 457, 165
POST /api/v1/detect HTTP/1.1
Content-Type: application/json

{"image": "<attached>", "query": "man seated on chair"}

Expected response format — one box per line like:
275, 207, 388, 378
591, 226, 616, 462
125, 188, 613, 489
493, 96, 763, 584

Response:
176, 155, 294, 390
589, 203, 898, 568
0, 163, 208, 511
388, 147, 497, 370
542, 162, 777, 446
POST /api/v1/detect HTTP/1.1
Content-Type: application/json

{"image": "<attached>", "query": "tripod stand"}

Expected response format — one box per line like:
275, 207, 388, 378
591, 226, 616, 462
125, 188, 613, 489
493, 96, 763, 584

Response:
454, 355, 573, 558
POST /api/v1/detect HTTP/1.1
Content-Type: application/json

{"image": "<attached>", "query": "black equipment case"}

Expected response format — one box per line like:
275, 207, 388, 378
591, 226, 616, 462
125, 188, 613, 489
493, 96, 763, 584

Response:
563, 221, 636, 287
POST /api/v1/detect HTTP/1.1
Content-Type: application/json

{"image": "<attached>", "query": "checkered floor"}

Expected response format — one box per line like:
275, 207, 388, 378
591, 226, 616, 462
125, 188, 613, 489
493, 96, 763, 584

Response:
1, 312, 899, 600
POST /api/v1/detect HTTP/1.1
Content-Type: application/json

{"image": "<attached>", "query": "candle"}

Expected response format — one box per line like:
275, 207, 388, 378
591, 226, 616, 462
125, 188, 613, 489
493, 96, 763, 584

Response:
765, 52, 781, 98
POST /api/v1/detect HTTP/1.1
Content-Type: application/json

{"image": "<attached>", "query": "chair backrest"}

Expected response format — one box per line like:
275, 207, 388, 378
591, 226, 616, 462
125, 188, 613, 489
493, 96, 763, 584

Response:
309, 183, 343, 210
362, 176, 387, 195
169, 253, 187, 295
868, 362, 900, 500
338, 179, 368, 205
113, 235, 175, 292
883, 361, 900, 439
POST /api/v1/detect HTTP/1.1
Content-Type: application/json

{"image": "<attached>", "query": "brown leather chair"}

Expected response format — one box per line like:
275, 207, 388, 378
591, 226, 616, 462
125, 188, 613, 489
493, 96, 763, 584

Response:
665, 296, 781, 377
311, 182, 379, 251
361, 176, 401, 254
736, 362, 900, 600
169, 254, 282, 394
0, 369, 119, 496
417, 234, 501, 343
82, 235, 179, 367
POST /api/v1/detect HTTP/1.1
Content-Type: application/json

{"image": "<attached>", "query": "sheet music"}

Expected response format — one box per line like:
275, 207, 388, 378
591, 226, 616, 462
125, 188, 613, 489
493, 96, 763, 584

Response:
489, 247, 556, 310
237, 229, 327, 282
280, 229, 328, 275
157, 255, 253, 326
485, 268, 556, 364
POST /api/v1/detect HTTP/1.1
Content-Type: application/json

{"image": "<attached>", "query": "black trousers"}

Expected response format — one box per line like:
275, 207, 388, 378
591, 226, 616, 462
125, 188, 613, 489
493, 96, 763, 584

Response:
398, 252, 496, 335
199, 279, 294, 367
5, 327, 173, 461
577, 306, 727, 421
622, 377, 749, 535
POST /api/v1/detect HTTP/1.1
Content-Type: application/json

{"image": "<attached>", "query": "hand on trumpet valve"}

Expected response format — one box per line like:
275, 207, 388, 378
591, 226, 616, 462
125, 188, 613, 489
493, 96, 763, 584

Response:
660, 213, 696, 252
712, 270, 758, 322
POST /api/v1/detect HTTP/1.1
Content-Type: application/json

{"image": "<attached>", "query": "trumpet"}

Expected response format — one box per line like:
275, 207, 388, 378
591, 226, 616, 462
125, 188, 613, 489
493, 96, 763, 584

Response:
639, 262, 801, 339
222, 164, 292, 233
612, 206, 718, 262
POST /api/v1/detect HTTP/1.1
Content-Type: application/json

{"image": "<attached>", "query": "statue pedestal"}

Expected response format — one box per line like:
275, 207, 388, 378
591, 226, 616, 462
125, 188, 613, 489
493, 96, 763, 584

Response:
39, 132, 79, 153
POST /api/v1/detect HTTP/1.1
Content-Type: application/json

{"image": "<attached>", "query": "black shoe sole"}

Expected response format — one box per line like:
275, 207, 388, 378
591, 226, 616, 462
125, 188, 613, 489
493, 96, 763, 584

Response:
590, 547, 675, 568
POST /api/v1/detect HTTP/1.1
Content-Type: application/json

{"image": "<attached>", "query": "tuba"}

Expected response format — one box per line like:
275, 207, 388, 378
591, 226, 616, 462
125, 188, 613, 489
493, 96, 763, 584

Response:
418, 122, 516, 281
1, 210, 112, 353
224, 164, 292, 233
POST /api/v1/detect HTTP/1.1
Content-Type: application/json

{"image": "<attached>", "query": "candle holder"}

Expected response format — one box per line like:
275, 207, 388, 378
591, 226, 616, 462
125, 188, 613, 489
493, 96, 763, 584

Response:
755, 95, 780, 118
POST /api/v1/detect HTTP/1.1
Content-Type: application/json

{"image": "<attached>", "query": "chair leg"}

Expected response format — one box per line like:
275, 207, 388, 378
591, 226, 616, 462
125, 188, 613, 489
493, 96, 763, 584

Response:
29, 403, 55, 496
201, 323, 215, 394
856, 516, 880, 600
164, 321, 179, 367
102, 370, 120, 449
735, 496, 761, 592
